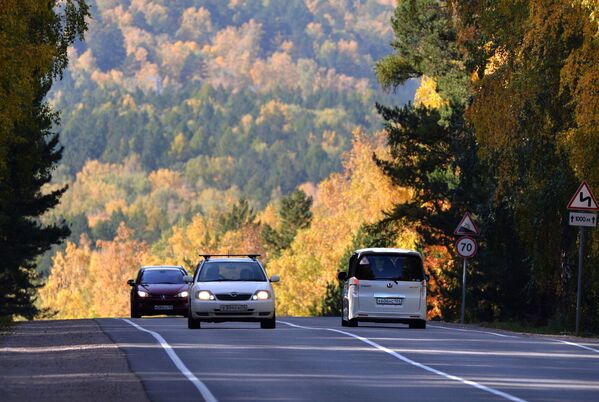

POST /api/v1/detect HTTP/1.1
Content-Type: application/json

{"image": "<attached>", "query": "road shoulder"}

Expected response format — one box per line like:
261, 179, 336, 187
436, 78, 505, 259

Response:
0, 319, 149, 402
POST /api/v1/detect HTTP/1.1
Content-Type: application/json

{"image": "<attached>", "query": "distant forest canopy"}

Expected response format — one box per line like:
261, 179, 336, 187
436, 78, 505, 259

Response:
51, 0, 416, 199
40, 0, 417, 275
39, 0, 599, 332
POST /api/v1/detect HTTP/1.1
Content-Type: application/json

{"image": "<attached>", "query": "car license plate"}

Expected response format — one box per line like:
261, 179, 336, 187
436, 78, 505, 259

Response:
154, 305, 173, 311
376, 297, 403, 305
220, 304, 248, 312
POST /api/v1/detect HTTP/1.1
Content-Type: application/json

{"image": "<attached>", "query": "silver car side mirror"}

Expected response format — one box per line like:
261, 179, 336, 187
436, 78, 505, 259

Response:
270, 275, 280, 283
183, 275, 193, 283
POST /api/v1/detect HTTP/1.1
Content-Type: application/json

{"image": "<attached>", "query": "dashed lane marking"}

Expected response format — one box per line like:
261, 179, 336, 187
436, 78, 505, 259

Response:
280, 320, 528, 402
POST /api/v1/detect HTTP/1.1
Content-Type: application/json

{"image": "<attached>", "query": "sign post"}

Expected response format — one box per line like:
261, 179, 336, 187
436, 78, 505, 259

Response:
455, 213, 480, 324
567, 180, 599, 336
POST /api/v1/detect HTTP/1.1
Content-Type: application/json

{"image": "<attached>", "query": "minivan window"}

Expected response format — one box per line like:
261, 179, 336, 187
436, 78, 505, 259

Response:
355, 254, 423, 281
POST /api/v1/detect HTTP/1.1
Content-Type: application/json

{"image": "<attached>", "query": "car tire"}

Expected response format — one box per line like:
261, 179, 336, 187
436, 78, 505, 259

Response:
341, 318, 348, 327
347, 318, 358, 327
261, 313, 276, 329
188, 311, 201, 329
409, 319, 426, 329
130, 305, 141, 319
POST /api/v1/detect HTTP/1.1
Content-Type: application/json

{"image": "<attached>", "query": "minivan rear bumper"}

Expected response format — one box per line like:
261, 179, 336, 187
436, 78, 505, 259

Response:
353, 311, 426, 322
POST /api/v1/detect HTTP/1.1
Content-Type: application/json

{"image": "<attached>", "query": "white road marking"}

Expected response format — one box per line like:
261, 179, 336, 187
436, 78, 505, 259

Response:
123, 319, 218, 402
280, 320, 528, 402
0, 344, 118, 353
429, 324, 599, 355
555, 340, 599, 354
429, 324, 519, 338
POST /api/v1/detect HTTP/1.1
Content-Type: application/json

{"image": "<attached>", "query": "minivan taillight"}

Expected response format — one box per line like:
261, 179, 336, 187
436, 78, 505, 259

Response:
350, 277, 359, 286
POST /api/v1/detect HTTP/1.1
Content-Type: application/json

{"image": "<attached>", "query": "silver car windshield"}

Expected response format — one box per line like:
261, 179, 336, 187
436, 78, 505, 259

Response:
355, 254, 423, 281
198, 261, 267, 282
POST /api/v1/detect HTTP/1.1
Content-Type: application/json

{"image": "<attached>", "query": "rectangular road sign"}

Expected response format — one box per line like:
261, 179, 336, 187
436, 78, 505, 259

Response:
569, 212, 597, 227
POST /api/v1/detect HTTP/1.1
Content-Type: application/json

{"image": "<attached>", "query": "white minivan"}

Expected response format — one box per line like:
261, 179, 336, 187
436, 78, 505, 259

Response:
338, 248, 427, 329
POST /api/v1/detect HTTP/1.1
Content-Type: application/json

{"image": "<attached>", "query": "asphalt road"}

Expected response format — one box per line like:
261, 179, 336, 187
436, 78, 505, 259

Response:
97, 317, 599, 402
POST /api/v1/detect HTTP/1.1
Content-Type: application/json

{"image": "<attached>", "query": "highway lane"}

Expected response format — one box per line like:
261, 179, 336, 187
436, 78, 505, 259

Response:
97, 317, 599, 402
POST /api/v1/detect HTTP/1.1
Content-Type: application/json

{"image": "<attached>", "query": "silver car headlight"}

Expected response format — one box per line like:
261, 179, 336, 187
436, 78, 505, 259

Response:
252, 290, 270, 300
137, 290, 149, 297
176, 291, 189, 298
196, 290, 215, 300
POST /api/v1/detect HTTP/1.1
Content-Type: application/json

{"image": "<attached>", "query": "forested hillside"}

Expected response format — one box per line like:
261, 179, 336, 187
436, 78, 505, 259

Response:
52, 0, 415, 201
36, 0, 599, 334
40, 0, 417, 272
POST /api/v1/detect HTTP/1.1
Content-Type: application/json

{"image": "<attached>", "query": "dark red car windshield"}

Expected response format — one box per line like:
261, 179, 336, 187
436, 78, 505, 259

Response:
140, 269, 185, 284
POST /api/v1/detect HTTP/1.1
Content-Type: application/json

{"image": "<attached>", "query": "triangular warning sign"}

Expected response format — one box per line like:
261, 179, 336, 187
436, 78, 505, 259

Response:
454, 212, 480, 236
568, 180, 599, 211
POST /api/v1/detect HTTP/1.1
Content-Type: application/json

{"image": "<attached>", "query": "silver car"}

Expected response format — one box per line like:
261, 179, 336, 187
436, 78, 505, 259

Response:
338, 248, 428, 329
185, 255, 279, 329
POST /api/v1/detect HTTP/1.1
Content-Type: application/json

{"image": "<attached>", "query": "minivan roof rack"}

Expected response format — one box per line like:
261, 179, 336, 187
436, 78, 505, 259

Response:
199, 254, 260, 260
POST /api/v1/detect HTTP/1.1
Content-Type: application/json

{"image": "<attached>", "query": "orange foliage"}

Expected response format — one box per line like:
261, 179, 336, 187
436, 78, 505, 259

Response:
268, 129, 415, 315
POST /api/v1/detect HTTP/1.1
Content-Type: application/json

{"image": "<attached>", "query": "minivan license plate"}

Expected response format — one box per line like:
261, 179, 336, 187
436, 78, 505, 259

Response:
221, 304, 248, 312
376, 297, 403, 305
154, 305, 173, 310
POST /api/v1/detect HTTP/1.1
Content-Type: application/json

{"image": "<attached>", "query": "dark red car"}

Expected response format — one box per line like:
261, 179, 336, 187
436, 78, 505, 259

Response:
128, 266, 189, 318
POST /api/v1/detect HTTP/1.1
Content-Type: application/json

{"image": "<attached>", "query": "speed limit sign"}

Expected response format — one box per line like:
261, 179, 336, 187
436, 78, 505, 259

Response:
456, 236, 477, 258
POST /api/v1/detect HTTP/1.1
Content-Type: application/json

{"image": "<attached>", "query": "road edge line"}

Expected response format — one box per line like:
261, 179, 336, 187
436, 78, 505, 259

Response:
430, 323, 599, 354
279, 320, 528, 402
122, 319, 218, 402
555, 340, 599, 354
429, 324, 519, 338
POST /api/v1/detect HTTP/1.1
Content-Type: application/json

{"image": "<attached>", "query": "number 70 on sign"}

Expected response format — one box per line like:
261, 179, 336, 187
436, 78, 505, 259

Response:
456, 236, 478, 258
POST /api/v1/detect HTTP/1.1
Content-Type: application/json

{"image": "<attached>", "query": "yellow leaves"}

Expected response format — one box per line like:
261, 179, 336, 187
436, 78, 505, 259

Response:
558, 11, 599, 188
255, 100, 289, 126
321, 130, 344, 156
314, 108, 347, 128
204, 20, 262, 89
337, 39, 358, 57
256, 203, 279, 228
572, 0, 599, 31
135, 62, 161, 93
250, 52, 300, 91
41, 224, 151, 318
91, 224, 149, 317
414, 76, 446, 109
169, 133, 188, 158
158, 40, 200, 80
268, 129, 414, 316
40, 237, 93, 319
121, 94, 136, 110
90, 69, 125, 88
177, 7, 213, 42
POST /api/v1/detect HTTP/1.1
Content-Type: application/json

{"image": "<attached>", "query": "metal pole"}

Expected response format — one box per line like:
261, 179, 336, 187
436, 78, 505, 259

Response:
461, 258, 467, 324
575, 226, 584, 336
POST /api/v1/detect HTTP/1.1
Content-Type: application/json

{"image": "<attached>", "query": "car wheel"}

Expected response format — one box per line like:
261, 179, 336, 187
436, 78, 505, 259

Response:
341, 318, 348, 327
409, 319, 426, 329
260, 312, 276, 329
131, 305, 141, 319
188, 316, 201, 329
347, 318, 358, 327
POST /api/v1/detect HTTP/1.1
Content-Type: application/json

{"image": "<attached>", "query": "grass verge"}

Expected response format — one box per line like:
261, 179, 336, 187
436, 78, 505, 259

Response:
0, 315, 13, 334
